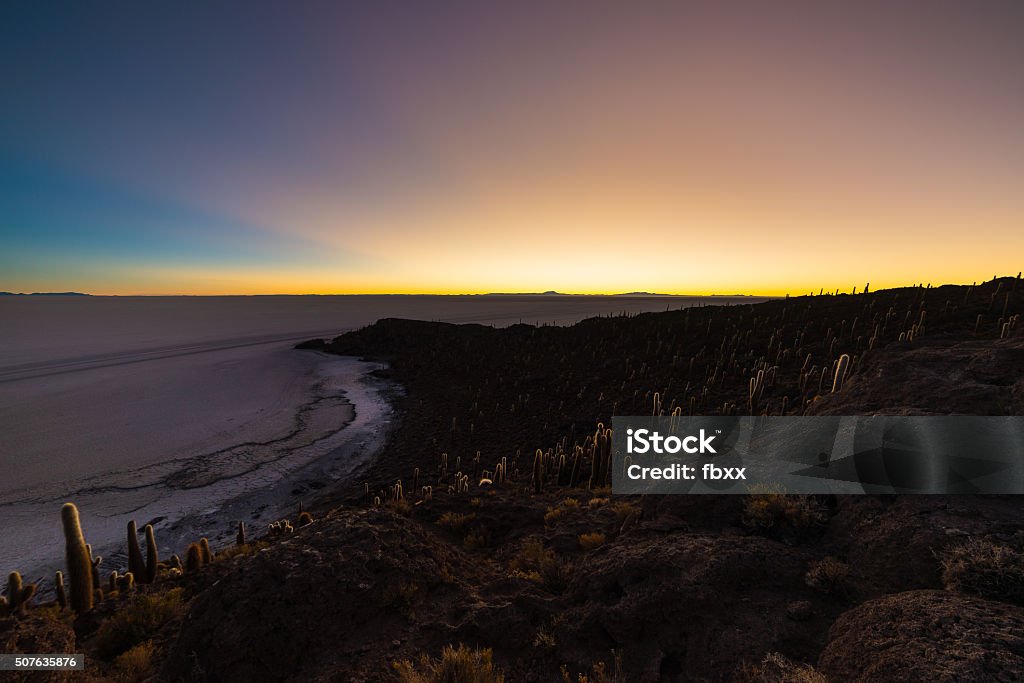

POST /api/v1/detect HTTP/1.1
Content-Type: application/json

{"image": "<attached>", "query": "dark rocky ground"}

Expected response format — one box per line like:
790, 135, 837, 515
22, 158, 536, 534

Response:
3, 277, 1023, 682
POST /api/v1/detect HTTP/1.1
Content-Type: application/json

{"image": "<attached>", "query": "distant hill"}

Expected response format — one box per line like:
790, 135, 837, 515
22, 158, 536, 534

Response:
0, 291, 91, 296
481, 291, 699, 297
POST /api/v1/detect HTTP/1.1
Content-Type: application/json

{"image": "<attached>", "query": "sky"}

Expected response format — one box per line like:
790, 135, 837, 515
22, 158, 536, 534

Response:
2, 1, 1022, 295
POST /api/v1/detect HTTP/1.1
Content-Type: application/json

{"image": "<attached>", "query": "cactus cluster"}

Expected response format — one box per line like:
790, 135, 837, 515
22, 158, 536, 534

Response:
1, 571, 37, 616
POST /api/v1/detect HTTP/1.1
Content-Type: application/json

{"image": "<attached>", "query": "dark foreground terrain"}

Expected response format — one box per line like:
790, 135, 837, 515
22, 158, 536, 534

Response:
3, 277, 1024, 682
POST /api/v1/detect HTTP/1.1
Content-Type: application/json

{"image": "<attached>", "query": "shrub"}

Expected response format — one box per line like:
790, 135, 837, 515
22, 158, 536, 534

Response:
387, 498, 413, 517
559, 651, 624, 682
578, 533, 607, 551
394, 644, 504, 683
587, 497, 609, 508
734, 652, 825, 683
611, 501, 639, 525
804, 557, 851, 595
464, 528, 488, 549
509, 540, 570, 592
742, 485, 827, 535
94, 588, 186, 659
940, 538, 1024, 606
544, 498, 580, 525
112, 640, 155, 683
437, 512, 475, 533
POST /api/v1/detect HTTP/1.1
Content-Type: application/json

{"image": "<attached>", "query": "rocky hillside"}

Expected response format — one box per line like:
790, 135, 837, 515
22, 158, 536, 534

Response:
3, 277, 1023, 681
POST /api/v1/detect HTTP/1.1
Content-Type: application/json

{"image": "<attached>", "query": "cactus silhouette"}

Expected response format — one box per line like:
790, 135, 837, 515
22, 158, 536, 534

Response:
54, 571, 67, 610
298, 511, 313, 527
185, 542, 203, 573
127, 520, 145, 579
61, 503, 93, 613
4, 571, 37, 615
144, 524, 159, 584
532, 449, 543, 494
832, 354, 851, 392
236, 521, 246, 547
199, 537, 213, 564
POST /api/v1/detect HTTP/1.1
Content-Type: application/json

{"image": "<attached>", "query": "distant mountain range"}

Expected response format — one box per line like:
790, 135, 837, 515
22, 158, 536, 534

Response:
481, 291, 756, 297
0, 291, 91, 296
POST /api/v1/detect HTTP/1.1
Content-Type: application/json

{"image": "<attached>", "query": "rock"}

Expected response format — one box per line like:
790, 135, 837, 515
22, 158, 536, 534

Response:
559, 533, 826, 681
818, 590, 1024, 682
0, 614, 77, 683
806, 336, 1024, 416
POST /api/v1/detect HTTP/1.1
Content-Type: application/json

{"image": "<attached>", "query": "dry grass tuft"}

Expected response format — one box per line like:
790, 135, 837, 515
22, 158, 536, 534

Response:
804, 557, 851, 595
394, 644, 504, 683
742, 485, 827, 535
940, 538, 1024, 605
578, 532, 607, 551
437, 512, 476, 532
611, 501, 639, 525
509, 540, 570, 592
544, 498, 581, 525
734, 652, 826, 683
111, 640, 156, 682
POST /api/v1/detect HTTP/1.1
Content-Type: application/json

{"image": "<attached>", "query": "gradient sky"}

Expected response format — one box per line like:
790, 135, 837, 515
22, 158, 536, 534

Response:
2, 1, 1022, 295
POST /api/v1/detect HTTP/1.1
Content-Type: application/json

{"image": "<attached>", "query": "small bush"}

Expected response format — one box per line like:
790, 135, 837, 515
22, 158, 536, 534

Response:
941, 538, 1024, 605
734, 652, 825, 683
464, 528, 488, 549
742, 485, 827, 535
437, 512, 476, 533
544, 498, 580, 525
112, 640, 155, 683
214, 539, 269, 562
578, 533, 607, 551
587, 497, 609, 508
804, 557, 851, 595
560, 651, 624, 682
387, 498, 413, 516
611, 501, 639, 525
394, 644, 504, 683
509, 540, 570, 592
94, 588, 186, 659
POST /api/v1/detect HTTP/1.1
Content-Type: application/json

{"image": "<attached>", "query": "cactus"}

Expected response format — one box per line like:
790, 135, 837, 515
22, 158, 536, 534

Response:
185, 542, 203, 573
54, 571, 67, 610
127, 520, 145, 580
61, 502, 93, 613
88, 547, 103, 592
832, 354, 851, 392
236, 521, 246, 547
199, 537, 213, 564
109, 570, 119, 593
144, 524, 159, 584
117, 572, 135, 592
298, 511, 313, 527
4, 571, 37, 615
532, 449, 543, 494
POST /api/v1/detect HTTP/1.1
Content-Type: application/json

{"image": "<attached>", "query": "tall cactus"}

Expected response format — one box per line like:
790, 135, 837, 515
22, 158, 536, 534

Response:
832, 354, 851, 393
61, 502, 93, 613
144, 524, 159, 584
532, 449, 543, 494
127, 520, 145, 580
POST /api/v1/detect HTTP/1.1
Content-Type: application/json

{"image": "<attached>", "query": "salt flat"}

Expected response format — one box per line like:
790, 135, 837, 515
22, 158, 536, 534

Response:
0, 294, 763, 577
